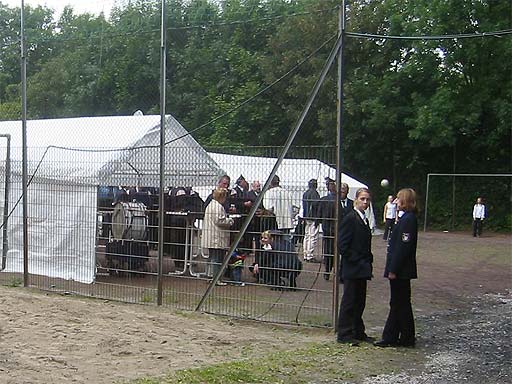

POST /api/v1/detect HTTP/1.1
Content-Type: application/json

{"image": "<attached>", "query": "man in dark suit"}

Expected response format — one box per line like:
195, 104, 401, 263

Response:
204, 174, 231, 211
231, 175, 254, 255
336, 187, 373, 345
318, 179, 353, 280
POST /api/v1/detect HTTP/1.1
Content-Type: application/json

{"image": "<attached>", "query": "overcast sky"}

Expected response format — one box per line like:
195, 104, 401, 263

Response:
1, 0, 119, 17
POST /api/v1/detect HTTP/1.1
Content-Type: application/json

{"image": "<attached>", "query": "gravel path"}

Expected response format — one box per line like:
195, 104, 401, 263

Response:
361, 291, 511, 384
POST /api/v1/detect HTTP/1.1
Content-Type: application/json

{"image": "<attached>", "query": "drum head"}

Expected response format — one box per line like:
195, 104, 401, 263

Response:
111, 202, 128, 240
111, 201, 148, 240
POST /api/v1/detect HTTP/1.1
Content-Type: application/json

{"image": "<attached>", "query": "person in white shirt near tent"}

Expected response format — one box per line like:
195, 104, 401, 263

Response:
382, 195, 397, 241
263, 175, 294, 233
472, 197, 486, 237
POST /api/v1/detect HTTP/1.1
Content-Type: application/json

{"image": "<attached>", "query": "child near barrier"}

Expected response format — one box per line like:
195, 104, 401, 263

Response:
228, 250, 246, 286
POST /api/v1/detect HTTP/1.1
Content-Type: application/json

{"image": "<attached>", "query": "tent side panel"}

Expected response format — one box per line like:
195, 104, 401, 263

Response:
2, 176, 96, 284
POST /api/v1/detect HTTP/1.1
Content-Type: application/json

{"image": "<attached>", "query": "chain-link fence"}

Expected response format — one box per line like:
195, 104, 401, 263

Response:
0, 2, 351, 326
0, 138, 359, 326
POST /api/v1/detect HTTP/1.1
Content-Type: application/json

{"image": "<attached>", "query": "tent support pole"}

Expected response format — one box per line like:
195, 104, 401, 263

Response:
0, 134, 11, 271
21, 0, 29, 287
157, 0, 167, 306
195, 33, 344, 313
333, 0, 346, 331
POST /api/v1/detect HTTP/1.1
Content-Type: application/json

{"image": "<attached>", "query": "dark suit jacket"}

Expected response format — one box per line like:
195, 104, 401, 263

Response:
302, 188, 320, 219
319, 194, 353, 236
385, 211, 418, 279
337, 209, 373, 280
247, 190, 260, 205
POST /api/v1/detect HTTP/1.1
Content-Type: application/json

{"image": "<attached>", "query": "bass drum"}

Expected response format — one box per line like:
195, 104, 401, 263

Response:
111, 201, 148, 240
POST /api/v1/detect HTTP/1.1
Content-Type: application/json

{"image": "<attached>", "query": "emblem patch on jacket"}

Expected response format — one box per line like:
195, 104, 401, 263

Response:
402, 233, 411, 242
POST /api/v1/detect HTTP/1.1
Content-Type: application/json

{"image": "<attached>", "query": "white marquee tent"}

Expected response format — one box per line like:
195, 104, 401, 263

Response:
0, 115, 223, 283
206, 152, 376, 228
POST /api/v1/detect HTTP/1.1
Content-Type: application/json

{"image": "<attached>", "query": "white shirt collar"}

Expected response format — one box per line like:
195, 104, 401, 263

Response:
354, 207, 365, 221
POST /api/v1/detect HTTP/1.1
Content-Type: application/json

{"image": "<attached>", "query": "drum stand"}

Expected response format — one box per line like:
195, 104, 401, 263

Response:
166, 212, 208, 277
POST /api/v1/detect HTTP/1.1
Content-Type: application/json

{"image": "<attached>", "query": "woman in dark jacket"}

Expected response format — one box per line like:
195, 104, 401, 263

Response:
254, 230, 302, 289
336, 188, 373, 345
375, 188, 418, 348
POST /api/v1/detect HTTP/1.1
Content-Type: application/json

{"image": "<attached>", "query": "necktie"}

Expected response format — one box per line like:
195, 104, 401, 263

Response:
361, 212, 369, 227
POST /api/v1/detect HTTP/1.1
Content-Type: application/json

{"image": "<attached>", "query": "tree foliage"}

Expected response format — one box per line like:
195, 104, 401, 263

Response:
0, 0, 510, 228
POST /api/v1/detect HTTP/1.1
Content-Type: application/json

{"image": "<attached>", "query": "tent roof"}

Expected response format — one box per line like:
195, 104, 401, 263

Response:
206, 152, 375, 227
0, 115, 159, 151
0, 115, 222, 186
207, 152, 367, 197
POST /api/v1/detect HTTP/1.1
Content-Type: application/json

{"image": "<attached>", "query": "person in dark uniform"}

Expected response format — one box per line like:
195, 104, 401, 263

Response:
302, 179, 320, 261
336, 187, 373, 345
249, 180, 278, 240
204, 174, 231, 211
254, 230, 302, 289
374, 188, 418, 348
231, 175, 254, 255
318, 179, 353, 280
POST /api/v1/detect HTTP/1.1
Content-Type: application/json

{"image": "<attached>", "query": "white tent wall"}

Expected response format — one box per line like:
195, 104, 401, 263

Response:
0, 115, 224, 284
3, 175, 96, 283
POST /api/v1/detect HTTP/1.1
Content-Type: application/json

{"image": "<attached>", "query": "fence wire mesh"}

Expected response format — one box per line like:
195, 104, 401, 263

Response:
0, 1, 347, 327
0, 143, 343, 327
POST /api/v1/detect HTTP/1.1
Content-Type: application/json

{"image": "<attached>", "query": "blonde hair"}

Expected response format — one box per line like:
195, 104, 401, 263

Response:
397, 188, 417, 213
355, 187, 370, 198
212, 187, 228, 201
261, 230, 273, 240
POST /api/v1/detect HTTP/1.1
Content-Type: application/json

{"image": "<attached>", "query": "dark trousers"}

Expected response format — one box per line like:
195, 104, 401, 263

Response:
209, 248, 227, 279
472, 219, 483, 237
323, 235, 334, 273
337, 279, 367, 341
383, 218, 394, 240
382, 279, 415, 345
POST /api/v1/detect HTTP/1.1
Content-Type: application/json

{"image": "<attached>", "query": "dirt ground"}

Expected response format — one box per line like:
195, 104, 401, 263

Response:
0, 231, 510, 384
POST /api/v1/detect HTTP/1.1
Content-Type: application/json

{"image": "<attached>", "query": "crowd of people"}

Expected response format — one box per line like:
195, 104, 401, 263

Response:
200, 174, 421, 347
106, 176, 493, 350
200, 174, 375, 289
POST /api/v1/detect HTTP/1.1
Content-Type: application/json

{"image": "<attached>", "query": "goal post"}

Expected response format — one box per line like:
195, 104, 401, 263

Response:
423, 173, 512, 232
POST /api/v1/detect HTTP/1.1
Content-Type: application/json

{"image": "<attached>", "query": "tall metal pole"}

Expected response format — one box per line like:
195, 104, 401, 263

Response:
333, 0, 345, 330
157, 0, 167, 306
21, 0, 29, 287
196, 33, 344, 312
1, 134, 11, 271
451, 142, 456, 229
423, 174, 430, 232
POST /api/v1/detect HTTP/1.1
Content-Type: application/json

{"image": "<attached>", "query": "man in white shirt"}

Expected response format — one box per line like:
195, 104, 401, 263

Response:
382, 195, 397, 241
263, 175, 294, 232
472, 197, 486, 237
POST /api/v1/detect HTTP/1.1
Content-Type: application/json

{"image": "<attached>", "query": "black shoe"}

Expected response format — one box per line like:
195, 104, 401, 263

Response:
356, 335, 376, 343
323, 273, 330, 281
337, 338, 360, 347
374, 340, 399, 348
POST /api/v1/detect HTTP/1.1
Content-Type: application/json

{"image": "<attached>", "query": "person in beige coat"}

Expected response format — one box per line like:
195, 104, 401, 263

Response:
201, 187, 234, 285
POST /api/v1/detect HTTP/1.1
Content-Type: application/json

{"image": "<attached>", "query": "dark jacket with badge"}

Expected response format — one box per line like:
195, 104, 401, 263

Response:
338, 209, 373, 280
385, 211, 418, 279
